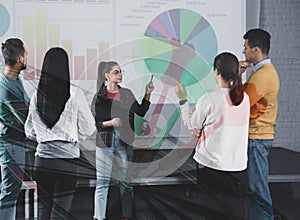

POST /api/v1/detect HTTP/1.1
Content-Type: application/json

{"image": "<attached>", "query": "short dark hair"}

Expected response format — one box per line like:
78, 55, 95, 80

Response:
243, 28, 271, 55
1, 38, 25, 66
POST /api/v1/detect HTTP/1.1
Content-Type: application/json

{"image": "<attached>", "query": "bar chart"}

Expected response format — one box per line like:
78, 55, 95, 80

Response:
14, 1, 113, 80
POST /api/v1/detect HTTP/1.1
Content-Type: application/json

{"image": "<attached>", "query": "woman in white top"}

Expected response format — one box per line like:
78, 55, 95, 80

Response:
25, 47, 96, 220
176, 52, 250, 218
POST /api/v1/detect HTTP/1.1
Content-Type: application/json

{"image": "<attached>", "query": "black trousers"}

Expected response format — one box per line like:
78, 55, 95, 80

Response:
34, 157, 79, 220
196, 167, 248, 219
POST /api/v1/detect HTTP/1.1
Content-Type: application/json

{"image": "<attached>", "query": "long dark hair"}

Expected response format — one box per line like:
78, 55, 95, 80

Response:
37, 47, 70, 129
214, 52, 244, 106
96, 61, 119, 92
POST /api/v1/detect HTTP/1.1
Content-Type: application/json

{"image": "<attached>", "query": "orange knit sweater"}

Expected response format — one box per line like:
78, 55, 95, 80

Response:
244, 63, 280, 139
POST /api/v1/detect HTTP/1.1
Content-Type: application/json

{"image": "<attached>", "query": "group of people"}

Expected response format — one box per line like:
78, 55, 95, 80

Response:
0, 38, 154, 220
0, 27, 279, 220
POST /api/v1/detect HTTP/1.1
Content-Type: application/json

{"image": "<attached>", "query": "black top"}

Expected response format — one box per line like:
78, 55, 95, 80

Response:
95, 85, 150, 146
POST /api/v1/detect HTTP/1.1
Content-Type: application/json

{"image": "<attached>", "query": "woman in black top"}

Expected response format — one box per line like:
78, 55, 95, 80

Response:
93, 61, 154, 220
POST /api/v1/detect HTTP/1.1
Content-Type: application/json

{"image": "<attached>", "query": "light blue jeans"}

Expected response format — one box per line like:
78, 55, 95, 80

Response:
246, 139, 274, 220
94, 132, 133, 220
0, 141, 26, 220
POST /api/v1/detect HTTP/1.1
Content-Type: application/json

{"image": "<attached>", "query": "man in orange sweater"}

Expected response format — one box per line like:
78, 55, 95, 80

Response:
240, 28, 280, 220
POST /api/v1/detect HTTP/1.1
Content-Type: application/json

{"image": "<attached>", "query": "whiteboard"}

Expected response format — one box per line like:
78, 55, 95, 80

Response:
0, 0, 247, 104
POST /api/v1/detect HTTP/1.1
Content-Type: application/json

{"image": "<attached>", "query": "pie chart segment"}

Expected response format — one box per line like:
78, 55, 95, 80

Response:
179, 9, 201, 44
158, 11, 178, 41
145, 24, 170, 45
169, 9, 181, 42
146, 15, 174, 41
180, 56, 212, 86
141, 37, 174, 58
189, 26, 218, 67
144, 50, 172, 76
185, 16, 210, 43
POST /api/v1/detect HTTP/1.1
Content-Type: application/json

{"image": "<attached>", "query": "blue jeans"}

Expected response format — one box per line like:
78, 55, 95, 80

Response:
0, 141, 26, 220
246, 139, 273, 220
94, 132, 133, 220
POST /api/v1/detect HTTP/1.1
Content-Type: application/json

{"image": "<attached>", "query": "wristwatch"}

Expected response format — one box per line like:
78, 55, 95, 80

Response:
179, 99, 187, 105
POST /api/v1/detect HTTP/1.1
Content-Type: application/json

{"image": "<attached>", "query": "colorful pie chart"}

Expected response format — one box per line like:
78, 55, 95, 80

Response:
142, 8, 217, 86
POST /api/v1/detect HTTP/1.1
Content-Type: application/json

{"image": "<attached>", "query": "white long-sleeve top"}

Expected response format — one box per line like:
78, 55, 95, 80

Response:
180, 87, 250, 171
25, 86, 96, 158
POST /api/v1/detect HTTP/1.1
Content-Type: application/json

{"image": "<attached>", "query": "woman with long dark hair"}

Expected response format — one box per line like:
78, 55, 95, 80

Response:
25, 47, 96, 219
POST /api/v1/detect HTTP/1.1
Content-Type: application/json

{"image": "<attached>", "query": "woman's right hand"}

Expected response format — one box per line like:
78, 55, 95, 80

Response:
175, 82, 187, 100
111, 118, 122, 127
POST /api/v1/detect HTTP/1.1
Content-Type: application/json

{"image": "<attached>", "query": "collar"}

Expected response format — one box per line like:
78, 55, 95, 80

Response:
99, 84, 122, 97
251, 58, 271, 73
2, 71, 19, 81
